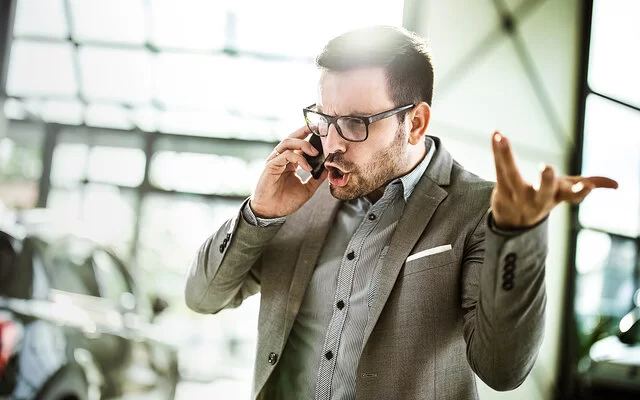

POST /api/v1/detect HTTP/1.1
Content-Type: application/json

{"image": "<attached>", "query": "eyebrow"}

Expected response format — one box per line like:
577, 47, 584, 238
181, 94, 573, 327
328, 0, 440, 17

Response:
316, 106, 375, 117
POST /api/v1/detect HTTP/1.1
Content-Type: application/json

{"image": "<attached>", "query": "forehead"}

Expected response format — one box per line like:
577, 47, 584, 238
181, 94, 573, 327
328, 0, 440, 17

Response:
317, 67, 394, 115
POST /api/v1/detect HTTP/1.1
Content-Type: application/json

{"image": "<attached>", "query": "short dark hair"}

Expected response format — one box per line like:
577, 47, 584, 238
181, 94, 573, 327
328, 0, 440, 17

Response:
316, 25, 434, 107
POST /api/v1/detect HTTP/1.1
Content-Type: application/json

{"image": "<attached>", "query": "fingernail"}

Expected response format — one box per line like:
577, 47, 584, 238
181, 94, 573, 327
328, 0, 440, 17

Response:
494, 132, 503, 143
571, 182, 584, 193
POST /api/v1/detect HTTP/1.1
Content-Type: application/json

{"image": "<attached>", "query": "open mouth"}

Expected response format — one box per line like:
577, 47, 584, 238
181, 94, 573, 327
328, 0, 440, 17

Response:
326, 165, 350, 187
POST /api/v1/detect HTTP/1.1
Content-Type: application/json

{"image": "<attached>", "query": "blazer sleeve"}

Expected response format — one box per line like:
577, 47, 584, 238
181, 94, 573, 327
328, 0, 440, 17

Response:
461, 212, 548, 391
184, 206, 283, 314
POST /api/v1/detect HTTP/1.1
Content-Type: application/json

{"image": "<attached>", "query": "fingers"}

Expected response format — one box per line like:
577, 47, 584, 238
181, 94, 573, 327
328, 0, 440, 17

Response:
536, 165, 557, 203
583, 176, 618, 189
556, 178, 595, 204
288, 125, 312, 139
268, 150, 313, 173
491, 131, 525, 193
267, 128, 320, 163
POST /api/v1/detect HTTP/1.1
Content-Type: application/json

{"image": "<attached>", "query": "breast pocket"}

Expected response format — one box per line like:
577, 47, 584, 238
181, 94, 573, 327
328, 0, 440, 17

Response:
402, 246, 456, 276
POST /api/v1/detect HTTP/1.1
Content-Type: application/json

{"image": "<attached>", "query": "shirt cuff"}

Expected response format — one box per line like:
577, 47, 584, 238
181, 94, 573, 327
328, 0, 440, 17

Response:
241, 199, 287, 227
487, 212, 548, 238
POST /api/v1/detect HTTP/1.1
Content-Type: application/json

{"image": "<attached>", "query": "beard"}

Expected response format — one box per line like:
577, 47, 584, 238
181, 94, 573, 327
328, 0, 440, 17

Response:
328, 125, 408, 201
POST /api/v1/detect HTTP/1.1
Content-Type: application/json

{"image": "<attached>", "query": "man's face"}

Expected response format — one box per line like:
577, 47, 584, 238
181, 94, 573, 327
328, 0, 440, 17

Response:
317, 67, 410, 201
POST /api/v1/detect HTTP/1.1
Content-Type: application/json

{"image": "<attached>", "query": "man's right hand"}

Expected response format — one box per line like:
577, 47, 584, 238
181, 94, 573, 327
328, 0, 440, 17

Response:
249, 126, 329, 219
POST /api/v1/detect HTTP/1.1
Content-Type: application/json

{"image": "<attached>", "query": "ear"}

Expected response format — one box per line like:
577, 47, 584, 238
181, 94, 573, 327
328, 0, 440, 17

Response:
407, 102, 431, 145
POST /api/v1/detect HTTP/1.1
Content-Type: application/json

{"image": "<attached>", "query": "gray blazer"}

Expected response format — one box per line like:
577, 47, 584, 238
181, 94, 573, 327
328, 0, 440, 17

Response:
185, 138, 547, 399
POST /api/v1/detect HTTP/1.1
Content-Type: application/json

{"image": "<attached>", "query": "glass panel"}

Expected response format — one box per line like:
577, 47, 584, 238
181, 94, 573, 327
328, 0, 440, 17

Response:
589, 0, 640, 108
47, 185, 137, 257
13, 0, 68, 39
6, 40, 78, 97
136, 193, 241, 307
86, 146, 146, 187
78, 46, 152, 104
49, 253, 98, 297
0, 136, 42, 182
85, 104, 134, 130
41, 100, 84, 125
23, 98, 43, 119
233, 0, 404, 57
579, 95, 640, 237
51, 143, 88, 188
69, 0, 146, 45
149, 0, 226, 50
149, 151, 261, 195
131, 106, 158, 132
92, 250, 131, 304
574, 229, 637, 359
154, 53, 230, 110
4, 98, 26, 120
156, 110, 282, 141
156, 110, 215, 136
226, 57, 318, 119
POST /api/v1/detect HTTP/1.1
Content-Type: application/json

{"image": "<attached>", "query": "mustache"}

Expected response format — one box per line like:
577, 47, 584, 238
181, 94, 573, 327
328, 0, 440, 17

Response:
324, 153, 355, 170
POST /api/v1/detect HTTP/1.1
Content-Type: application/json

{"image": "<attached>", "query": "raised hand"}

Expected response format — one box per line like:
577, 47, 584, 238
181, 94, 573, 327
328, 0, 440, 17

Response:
490, 131, 618, 229
250, 126, 328, 219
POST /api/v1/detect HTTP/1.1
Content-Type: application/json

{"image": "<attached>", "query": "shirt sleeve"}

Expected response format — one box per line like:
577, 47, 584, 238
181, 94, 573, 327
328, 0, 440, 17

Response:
487, 212, 548, 238
241, 199, 287, 227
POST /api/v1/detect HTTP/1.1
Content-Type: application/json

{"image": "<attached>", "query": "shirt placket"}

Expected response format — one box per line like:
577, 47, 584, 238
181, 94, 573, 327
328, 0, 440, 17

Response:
314, 185, 402, 400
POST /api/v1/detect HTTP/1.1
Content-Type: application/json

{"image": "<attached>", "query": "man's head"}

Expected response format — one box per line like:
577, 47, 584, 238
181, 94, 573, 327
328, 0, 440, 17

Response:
311, 25, 434, 201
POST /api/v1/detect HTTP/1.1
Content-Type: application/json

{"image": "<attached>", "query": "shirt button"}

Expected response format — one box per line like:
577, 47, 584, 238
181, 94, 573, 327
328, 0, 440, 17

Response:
336, 300, 345, 310
267, 352, 278, 365
347, 251, 355, 260
325, 350, 333, 360
368, 214, 376, 221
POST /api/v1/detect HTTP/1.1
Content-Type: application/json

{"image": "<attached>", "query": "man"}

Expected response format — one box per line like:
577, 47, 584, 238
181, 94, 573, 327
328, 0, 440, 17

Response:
185, 26, 617, 399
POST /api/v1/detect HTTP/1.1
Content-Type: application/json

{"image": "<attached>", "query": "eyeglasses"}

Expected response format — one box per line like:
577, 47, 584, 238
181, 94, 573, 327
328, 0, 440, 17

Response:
302, 103, 415, 142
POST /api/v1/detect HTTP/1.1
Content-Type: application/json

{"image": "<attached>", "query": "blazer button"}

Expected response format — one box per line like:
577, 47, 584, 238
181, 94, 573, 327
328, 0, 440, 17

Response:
267, 352, 278, 365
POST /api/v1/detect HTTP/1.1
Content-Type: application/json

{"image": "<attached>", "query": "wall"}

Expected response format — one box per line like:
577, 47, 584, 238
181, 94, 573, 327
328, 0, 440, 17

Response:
411, 0, 583, 398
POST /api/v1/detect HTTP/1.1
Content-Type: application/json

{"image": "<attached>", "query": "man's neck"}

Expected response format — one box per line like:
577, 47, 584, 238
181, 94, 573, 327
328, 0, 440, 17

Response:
365, 140, 429, 204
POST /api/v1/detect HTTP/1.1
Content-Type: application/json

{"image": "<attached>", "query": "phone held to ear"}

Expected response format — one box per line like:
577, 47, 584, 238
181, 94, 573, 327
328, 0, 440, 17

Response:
303, 134, 325, 179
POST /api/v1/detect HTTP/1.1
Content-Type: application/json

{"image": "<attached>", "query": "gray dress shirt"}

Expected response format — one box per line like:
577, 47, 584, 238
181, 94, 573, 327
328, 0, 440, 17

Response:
244, 139, 436, 399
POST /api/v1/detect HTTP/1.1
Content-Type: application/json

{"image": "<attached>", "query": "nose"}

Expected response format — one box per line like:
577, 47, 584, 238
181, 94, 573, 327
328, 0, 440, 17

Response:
322, 122, 347, 155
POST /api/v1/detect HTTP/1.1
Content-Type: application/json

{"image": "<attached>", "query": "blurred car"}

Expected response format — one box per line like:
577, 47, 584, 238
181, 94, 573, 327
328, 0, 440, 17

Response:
0, 215, 179, 399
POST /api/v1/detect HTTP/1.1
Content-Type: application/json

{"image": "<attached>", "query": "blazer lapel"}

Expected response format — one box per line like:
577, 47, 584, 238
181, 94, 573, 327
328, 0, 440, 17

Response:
283, 183, 340, 342
362, 139, 453, 347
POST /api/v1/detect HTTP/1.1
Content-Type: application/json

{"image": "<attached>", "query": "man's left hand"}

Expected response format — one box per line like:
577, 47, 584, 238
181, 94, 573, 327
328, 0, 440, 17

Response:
490, 131, 618, 230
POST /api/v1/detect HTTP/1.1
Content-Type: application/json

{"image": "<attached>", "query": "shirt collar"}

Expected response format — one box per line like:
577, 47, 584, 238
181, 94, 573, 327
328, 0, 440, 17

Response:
395, 137, 436, 202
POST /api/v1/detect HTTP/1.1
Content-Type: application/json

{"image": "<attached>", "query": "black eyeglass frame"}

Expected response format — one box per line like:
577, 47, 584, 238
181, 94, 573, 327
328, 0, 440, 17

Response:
302, 103, 415, 142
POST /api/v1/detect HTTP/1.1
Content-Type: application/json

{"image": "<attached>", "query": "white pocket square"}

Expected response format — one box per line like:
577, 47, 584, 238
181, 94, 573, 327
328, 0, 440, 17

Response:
406, 244, 452, 263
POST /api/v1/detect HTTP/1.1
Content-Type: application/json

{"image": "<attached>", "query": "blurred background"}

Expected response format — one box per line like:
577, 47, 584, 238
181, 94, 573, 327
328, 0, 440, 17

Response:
0, 0, 638, 399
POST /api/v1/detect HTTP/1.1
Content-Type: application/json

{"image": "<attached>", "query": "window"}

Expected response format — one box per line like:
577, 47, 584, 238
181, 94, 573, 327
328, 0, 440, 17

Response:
565, 0, 640, 396
92, 250, 132, 306
49, 251, 99, 297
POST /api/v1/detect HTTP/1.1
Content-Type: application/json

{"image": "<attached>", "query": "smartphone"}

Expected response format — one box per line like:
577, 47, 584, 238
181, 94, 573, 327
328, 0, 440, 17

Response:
303, 134, 325, 179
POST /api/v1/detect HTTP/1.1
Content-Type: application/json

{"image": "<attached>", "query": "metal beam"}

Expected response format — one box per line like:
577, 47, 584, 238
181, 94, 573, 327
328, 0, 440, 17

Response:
0, 0, 16, 96
37, 124, 60, 207
556, 0, 593, 398
8, 119, 278, 150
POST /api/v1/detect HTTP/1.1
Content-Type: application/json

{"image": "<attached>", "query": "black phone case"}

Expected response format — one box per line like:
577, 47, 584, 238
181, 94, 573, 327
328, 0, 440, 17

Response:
303, 134, 325, 179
